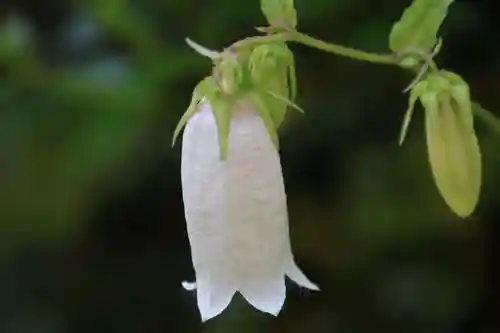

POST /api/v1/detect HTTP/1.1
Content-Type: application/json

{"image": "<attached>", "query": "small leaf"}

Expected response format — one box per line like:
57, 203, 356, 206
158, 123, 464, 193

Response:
389, 0, 453, 54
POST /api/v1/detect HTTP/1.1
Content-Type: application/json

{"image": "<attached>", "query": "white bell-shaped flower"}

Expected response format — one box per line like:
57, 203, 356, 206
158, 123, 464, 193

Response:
181, 99, 318, 321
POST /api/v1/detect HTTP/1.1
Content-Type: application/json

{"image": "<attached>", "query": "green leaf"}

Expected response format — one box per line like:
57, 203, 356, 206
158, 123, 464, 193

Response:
389, 0, 453, 54
246, 92, 280, 150
172, 76, 219, 146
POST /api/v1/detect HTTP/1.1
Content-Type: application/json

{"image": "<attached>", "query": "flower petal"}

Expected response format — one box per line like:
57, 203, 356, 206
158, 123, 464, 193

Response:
286, 260, 319, 290
223, 100, 291, 278
181, 102, 229, 270
195, 273, 236, 322
182, 102, 239, 321
239, 276, 286, 316
181, 281, 197, 291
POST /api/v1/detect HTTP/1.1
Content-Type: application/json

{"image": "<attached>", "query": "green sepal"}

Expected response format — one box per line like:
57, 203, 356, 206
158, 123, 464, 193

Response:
209, 95, 236, 160
171, 76, 219, 147
253, 88, 304, 129
399, 80, 427, 146
260, 0, 297, 29
246, 91, 280, 150
287, 50, 297, 101
185, 38, 221, 60
264, 89, 304, 114
389, 0, 453, 54
281, 44, 296, 100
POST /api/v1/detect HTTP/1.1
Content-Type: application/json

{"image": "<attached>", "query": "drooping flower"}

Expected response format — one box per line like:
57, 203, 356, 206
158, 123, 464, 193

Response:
180, 98, 318, 321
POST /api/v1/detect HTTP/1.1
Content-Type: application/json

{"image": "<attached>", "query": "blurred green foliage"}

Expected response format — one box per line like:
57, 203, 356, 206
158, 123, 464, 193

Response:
1, 0, 500, 332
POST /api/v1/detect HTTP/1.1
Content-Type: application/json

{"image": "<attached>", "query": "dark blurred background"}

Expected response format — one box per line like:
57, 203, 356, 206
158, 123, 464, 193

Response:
1, 0, 500, 332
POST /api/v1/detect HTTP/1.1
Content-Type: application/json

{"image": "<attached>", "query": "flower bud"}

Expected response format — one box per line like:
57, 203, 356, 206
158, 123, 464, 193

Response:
399, 71, 481, 217
217, 52, 244, 95
249, 42, 301, 129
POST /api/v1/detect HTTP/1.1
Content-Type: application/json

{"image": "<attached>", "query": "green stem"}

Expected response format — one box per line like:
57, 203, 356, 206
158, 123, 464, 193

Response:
289, 31, 397, 65
473, 102, 500, 135
230, 33, 290, 50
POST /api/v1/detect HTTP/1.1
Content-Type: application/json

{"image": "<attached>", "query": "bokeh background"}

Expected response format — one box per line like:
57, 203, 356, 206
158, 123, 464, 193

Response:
1, 0, 500, 332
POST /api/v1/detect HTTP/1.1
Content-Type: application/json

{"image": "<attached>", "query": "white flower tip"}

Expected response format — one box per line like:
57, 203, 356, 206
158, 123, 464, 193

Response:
182, 281, 197, 291
287, 262, 320, 291
198, 292, 235, 322
296, 279, 320, 292
201, 313, 215, 322
240, 279, 286, 316
199, 302, 230, 322
195, 279, 236, 322
306, 282, 320, 291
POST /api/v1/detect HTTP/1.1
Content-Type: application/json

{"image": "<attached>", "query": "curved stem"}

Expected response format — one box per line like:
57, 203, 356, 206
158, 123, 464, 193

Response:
229, 33, 290, 51
289, 31, 397, 65
473, 102, 500, 135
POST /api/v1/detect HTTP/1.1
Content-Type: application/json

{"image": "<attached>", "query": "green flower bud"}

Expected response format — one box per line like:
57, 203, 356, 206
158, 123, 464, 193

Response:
216, 53, 245, 95
399, 71, 481, 218
248, 43, 302, 129
389, 0, 453, 57
260, 0, 297, 29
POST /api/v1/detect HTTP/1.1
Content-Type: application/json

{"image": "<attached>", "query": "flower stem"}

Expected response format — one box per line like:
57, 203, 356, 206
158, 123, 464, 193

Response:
289, 31, 397, 65
473, 102, 500, 135
229, 33, 290, 50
